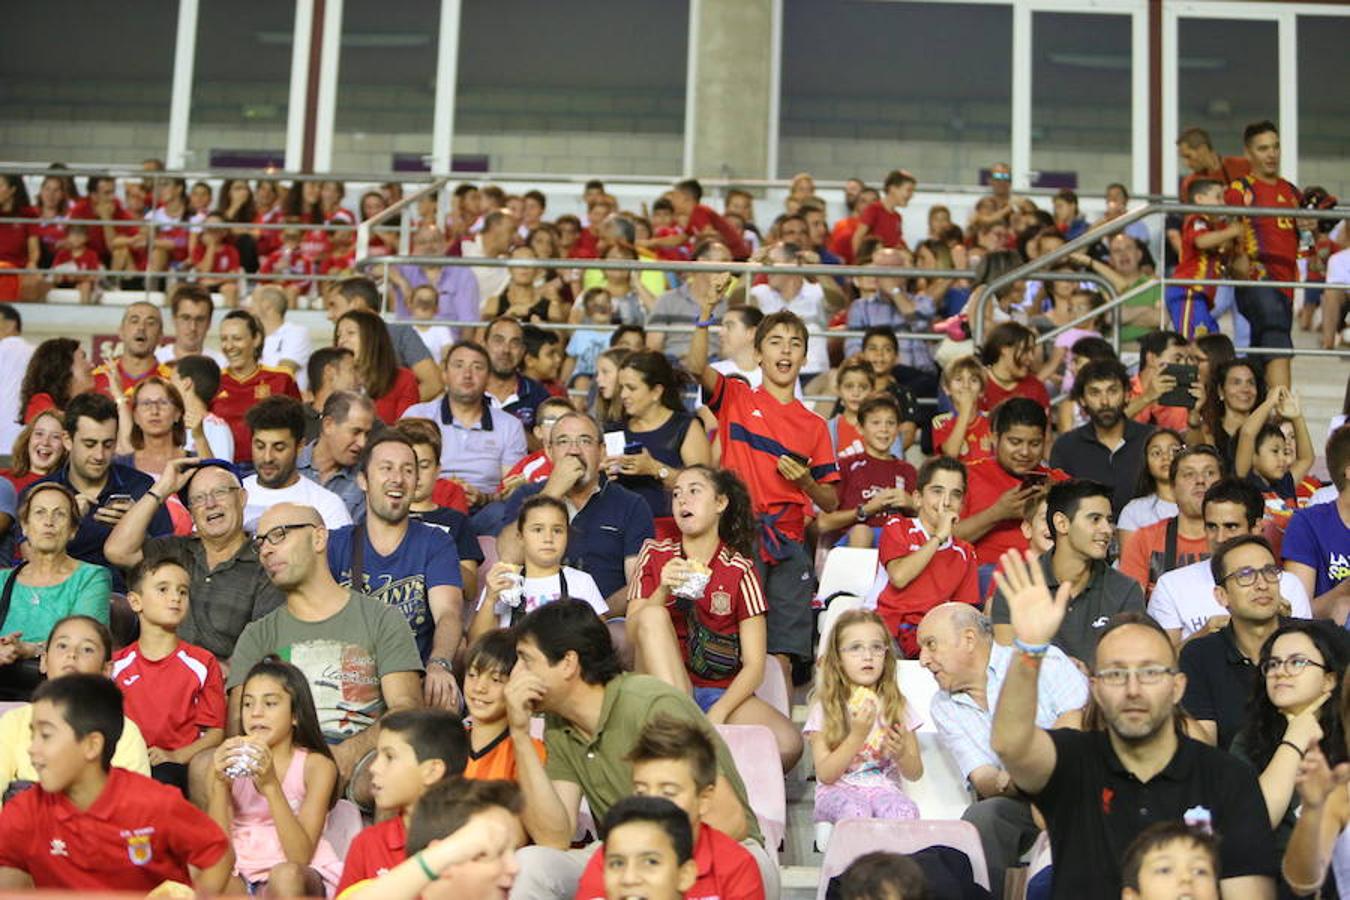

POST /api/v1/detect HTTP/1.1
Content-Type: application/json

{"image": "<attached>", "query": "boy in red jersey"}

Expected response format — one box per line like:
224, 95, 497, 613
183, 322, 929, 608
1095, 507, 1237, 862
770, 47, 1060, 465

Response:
191, 212, 242, 306
0, 674, 231, 892
49, 224, 101, 304
260, 218, 317, 306
852, 169, 915, 257
1169, 179, 1242, 339
670, 179, 751, 261
875, 456, 979, 656
815, 395, 917, 548
1225, 119, 1302, 390
688, 289, 839, 671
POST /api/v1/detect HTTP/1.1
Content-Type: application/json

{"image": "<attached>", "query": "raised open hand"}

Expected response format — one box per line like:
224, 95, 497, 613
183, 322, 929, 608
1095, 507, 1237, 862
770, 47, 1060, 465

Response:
992, 548, 1071, 647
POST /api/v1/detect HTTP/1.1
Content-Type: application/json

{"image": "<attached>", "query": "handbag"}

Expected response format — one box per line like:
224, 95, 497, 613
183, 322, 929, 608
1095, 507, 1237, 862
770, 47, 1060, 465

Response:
0, 564, 44, 702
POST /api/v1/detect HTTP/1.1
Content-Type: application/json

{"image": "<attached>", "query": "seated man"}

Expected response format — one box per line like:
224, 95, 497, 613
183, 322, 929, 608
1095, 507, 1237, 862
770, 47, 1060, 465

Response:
240, 396, 352, 533
297, 391, 374, 522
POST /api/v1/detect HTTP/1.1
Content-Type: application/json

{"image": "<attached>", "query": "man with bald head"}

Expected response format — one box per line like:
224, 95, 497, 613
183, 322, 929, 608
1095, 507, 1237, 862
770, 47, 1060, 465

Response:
917, 601, 1086, 898
93, 300, 171, 396
225, 503, 424, 785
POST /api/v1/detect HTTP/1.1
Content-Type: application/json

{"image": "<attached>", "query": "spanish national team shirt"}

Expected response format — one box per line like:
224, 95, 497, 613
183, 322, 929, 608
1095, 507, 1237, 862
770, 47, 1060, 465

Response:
707, 372, 839, 552
0, 767, 229, 891
92, 358, 173, 398
211, 365, 301, 463
111, 640, 227, 751
1225, 176, 1302, 296
1173, 214, 1224, 304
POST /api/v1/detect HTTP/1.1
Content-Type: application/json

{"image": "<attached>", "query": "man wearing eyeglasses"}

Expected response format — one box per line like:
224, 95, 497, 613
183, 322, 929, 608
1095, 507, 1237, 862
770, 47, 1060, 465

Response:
991, 548, 1278, 900
1179, 534, 1304, 751
107, 456, 284, 662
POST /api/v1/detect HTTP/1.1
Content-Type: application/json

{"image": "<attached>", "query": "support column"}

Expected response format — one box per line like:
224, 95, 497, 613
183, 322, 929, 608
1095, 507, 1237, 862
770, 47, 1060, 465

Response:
684, 0, 777, 181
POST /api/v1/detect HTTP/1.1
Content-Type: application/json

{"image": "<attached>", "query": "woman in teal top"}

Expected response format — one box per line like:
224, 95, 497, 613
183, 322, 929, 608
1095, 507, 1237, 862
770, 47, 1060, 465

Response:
0, 483, 110, 697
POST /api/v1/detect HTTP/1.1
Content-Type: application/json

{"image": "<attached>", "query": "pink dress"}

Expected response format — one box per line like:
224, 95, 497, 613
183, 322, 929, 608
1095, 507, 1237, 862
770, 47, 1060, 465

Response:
230, 747, 344, 896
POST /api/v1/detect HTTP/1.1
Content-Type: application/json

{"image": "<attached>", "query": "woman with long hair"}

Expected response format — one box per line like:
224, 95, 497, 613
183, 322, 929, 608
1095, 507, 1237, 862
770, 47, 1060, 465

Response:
587, 347, 631, 431
148, 177, 191, 275
0, 175, 40, 302
479, 246, 564, 324
2, 410, 66, 492
31, 175, 71, 268
1116, 428, 1183, 545
1201, 358, 1266, 471
218, 179, 259, 272
19, 338, 94, 424
211, 310, 301, 463
334, 308, 420, 423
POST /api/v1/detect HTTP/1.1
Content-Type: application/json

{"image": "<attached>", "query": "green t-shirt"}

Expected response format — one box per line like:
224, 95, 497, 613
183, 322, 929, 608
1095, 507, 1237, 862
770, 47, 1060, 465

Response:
542, 673, 763, 844
1120, 275, 1162, 345
227, 591, 423, 742
0, 562, 111, 643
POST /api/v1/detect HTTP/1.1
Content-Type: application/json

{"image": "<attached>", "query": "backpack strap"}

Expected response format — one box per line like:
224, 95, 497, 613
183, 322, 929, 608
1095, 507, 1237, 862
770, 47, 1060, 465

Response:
0, 562, 27, 631
1163, 517, 1180, 577
349, 523, 366, 593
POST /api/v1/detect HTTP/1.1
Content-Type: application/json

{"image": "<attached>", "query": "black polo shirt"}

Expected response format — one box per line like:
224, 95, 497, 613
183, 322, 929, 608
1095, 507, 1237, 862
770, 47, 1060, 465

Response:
1033, 729, 1276, 899
1179, 622, 1270, 750
1049, 418, 1155, 515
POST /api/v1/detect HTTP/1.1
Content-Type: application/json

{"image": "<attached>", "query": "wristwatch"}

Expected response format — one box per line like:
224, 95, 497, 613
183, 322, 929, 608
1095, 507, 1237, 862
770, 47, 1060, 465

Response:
427, 657, 454, 674
657, 466, 670, 481
855, 505, 869, 523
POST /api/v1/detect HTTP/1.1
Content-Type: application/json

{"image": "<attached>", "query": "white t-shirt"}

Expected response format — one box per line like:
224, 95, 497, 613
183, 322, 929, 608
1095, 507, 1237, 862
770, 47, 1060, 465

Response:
750, 282, 830, 376
154, 343, 227, 367
0, 335, 34, 453
184, 413, 235, 462
262, 321, 314, 390
1309, 485, 1338, 507
709, 359, 805, 400
1328, 247, 1350, 288
1147, 557, 1313, 641
460, 236, 509, 301
241, 473, 353, 534
476, 565, 607, 629
414, 324, 454, 368
1117, 495, 1179, 534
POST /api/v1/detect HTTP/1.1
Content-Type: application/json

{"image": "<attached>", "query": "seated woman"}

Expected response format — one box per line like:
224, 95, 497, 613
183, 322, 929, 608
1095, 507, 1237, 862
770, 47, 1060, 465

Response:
113, 377, 194, 534
0, 483, 112, 700
334, 308, 421, 424
1117, 428, 1182, 547
2, 410, 66, 493
479, 246, 564, 324
18, 337, 95, 425
626, 466, 803, 771
606, 350, 710, 537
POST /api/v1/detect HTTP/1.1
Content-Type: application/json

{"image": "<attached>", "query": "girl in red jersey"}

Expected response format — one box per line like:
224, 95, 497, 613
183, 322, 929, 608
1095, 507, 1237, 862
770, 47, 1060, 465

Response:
627, 466, 803, 772
211, 311, 300, 463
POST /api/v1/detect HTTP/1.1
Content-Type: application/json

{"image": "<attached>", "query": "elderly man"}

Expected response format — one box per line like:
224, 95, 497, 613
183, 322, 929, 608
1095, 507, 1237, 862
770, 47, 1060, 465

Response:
93, 301, 172, 395
297, 391, 374, 522
917, 603, 1087, 899
227, 503, 423, 784
105, 457, 285, 660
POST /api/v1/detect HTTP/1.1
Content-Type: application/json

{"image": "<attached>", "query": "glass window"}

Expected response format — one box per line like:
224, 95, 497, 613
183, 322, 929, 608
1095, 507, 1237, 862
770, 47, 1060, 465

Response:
1298, 14, 1350, 198
455, 0, 689, 175
1177, 18, 1279, 164
1031, 12, 1132, 194
779, 1, 1012, 187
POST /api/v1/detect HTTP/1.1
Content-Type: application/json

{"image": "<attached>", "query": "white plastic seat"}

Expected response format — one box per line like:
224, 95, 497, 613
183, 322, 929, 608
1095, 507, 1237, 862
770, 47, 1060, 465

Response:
754, 657, 791, 717
815, 593, 864, 659
816, 818, 990, 899
897, 661, 976, 820
815, 547, 879, 606
714, 723, 786, 853
321, 799, 366, 858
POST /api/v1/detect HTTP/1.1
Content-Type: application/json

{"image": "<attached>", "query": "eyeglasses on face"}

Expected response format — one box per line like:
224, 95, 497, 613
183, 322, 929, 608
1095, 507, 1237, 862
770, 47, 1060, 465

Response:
187, 485, 240, 509
1093, 666, 1177, 687
251, 522, 314, 550
551, 435, 597, 450
1218, 564, 1282, 588
1261, 656, 1327, 677
840, 641, 889, 658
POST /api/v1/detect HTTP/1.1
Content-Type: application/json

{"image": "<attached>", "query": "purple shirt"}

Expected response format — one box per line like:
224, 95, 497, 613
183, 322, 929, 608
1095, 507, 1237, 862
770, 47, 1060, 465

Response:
393, 264, 481, 336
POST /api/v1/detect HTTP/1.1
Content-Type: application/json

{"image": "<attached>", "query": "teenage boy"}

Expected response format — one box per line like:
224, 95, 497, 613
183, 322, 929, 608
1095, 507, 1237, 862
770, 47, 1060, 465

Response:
815, 395, 917, 548
336, 708, 470, 895
1121, 821, 1221, 900
688, 301, 840, 669
598, 796, 699, 900
1169, 179, 1243, 339
853, 169, 916, 256
112, 552, 226, 790
873, 456, 979, 657
575, 715, 765, 900
0, 674, 232, 891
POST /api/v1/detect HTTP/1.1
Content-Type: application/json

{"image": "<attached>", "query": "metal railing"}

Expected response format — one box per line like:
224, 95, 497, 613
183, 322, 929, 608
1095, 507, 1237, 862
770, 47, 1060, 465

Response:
354, 177, 449, 261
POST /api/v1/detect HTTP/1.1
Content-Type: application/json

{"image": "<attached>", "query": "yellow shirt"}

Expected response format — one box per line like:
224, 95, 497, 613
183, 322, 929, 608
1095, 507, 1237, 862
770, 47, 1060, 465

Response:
0, 703, 152, 805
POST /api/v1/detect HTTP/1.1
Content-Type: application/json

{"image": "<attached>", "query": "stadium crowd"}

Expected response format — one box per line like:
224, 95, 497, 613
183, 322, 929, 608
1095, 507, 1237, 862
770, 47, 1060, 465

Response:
0, 116, 1344, 899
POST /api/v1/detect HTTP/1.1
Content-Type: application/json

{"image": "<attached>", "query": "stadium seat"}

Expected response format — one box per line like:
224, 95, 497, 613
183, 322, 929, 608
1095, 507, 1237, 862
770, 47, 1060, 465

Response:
815, 593, 865, 659
715, 723, 787, 852
815, 547, 879, 607
897, 661, 976, 820
816, 818, 990, 899
322, 799, 366, 857
754, 657, 791, 717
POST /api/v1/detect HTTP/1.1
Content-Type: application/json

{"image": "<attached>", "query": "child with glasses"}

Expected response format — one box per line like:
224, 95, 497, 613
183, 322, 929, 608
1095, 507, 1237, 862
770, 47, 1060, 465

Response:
805, 609, 922, 828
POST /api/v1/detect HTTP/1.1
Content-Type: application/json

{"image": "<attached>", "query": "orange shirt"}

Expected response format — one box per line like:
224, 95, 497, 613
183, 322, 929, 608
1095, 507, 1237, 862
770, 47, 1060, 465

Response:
463, 724, 546, 782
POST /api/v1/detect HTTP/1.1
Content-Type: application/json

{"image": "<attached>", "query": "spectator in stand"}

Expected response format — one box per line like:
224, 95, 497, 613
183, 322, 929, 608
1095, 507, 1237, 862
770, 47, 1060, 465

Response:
92, 302, 171, 398
1125, 330, 1200, 438
387, 226, 480, 334
991, 563, 1277, 900
296, 391, 373, 523
211, 310, 302, 465
496, 397, 570, 498
959, 248, 1023, 330
978, 322, 1050, 412
749, 242, 842, 385
1051, 189, 1088, 240
216, 179, 259, 271
646, 239, 732, 365
396, 417, 485, 598
69, 175, 137, 271
852, 169, 916, 257
479, 246, 565, 324
608, 350, 711, 533
0, 175, 39, 302
1151, 479, 1312, 646
252, 285, 311, 382
302, 346, 356, 441
48, 224, 99, 304
173, 354, 234, 460
259, 218, 316, 305
954, 397, 1066, 569
1071, 233, 1160, 342
114, 378, 192, 514
460, 211, 514, 302
481, 316, 551, 429
18, 337, 94, 425
148, 177, 192, 281
932, 355, 993, 464
817, 395, 915, 548
668, 179, 750, 260
1116, 428, 1183, 546
912, 237, 962, 322
1, 410, 65, 494
918, 602, 1086, 899
1050, 359, 1155, 515
1233, 387, 1315, 527
828, 188, 878, 265
254, 179, 283, 258
240, 396, 351, 533
156, 284, 224, 367
408, 285, 454, 368
1169, 179, 1243, 339
520, 326, 564, 398
1200, 358, 1265, 471
329, 276, 443, 402
1226, 120, 1302, 391
799, 200, 842, 267
1283, 425, 1350, 623
825, 360, 880, 460
845, 248, 938, 381
1120, 445, 1224, 597
1177, 126, 1252, 206
0, 305, 33, 453
190, 213, 242, 306
335, 309, 421, 424
30, 174, 70, 269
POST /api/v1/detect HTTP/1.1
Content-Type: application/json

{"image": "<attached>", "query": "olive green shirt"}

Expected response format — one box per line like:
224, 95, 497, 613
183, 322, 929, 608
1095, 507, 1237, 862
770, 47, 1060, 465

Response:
542, 673, 763, 845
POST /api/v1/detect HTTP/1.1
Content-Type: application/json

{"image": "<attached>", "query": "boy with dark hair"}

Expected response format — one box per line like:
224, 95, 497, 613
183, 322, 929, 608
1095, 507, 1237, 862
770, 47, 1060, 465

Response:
598, 795, 698, 900
816, 394, 917, 549
112, 551, 226, 791
335, 708, 470, 895
1120, 821, 1220, 900
521, 325, 565, 398
669, 179, 751, 261
462, 629, 546, 781
0, 673, 232, 891
575, 714, 764, 900
1169, 179, 1242, 340
853, 169, 916, 256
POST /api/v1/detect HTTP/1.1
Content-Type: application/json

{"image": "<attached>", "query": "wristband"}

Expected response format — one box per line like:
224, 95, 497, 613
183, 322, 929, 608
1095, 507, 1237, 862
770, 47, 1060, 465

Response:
1279, 740, 1307, 759
146, 488, 164, 505
415, 851, 437, 881
693, 316, 717, 328
1013, 638, 1050, 657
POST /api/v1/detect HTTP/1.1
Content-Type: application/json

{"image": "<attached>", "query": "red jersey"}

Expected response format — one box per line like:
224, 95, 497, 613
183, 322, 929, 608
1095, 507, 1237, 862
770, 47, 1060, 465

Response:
859, 201, 906, 250
372, 367, 420, 423
1173, 214, 1226, 304
980, 375, 1050, 413
191, 241, 241, 275
31, 208, 69, 257
431, 477, 469, 513
211, 365, 301, 463
0, 767, 228, 891
576, 822, 765, 900
0, 206, 33, 267
260, 244, 316, 292
336, 815, 406, 896
111, 640, 226, 752
92, 359, 173, 398
1129, 374, 1189, 433
501, 449, 552, 491
1179, 156, 1251, 207
686, 205, 751, 260
829, 217, 861, 264
1226, 176, 1301, 295
932, 410, 994, 464
51, 246, 100, 275
651, 225, 690, 261
876, 516, 979, 655
833, 415, 865, 460
962, 458, 1068, 566
707, 372, 839, 550
837, 454, 917, 528
629, 539, 767, 689
255, 205, 283, 256
68, 198, 137, 262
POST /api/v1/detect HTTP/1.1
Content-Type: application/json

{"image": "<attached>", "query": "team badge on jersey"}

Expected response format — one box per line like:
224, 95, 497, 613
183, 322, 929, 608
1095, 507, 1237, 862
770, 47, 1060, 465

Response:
710, 590, 732, 616
125, 832, 154, 865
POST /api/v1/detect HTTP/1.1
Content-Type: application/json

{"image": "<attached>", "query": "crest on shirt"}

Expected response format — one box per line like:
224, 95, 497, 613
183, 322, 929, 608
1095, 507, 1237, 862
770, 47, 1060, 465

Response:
710, 590, 731, 616
123, 831, 154, 866
255, 383, 272, 400
49, 838, 68, 857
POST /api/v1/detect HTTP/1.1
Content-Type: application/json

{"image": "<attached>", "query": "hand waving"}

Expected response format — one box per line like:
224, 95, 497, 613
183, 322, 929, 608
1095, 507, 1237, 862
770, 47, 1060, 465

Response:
992, 548, 1071, 647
